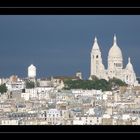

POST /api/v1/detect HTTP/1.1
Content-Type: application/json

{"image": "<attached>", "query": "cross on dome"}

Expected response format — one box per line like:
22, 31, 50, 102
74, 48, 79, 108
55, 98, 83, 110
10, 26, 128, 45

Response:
128, 57, 131, 63
113, 34, 117, 45
94, 36, 97, 42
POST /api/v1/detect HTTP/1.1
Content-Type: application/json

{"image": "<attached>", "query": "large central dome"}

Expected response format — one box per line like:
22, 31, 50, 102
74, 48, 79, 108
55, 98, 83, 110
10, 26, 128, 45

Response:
108, 35, 123, 59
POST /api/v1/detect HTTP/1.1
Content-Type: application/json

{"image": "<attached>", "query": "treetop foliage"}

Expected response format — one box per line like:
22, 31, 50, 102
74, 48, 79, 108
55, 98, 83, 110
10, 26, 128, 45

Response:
0, 83, 7, 94
63, 77, 127, 91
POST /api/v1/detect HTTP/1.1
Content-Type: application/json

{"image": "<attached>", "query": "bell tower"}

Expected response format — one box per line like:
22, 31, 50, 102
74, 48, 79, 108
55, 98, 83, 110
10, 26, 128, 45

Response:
90, 37, 104, 79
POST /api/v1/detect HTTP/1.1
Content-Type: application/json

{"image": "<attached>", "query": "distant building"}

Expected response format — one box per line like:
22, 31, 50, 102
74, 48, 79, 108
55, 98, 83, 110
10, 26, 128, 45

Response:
0, 78, 9, 85
28, 64, 36, 78
75, 71, 82, 80
37, 78, 53, 87
90, 35, 138, 86
6, 75, 25, 91
46, 109, 61, 125
9, 75, 18, 82
1, 119, 19, 125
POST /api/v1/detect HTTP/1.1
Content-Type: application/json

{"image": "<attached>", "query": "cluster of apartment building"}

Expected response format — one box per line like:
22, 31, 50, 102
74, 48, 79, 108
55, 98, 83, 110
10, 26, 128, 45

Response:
0, 74, 140, 125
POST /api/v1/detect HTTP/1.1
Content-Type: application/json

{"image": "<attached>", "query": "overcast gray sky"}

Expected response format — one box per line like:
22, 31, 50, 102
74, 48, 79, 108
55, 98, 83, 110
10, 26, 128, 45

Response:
0, 15, 140, 79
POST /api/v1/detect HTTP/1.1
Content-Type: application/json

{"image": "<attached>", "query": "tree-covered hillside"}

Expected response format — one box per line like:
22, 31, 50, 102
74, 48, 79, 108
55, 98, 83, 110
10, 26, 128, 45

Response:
63, 77, 127, 91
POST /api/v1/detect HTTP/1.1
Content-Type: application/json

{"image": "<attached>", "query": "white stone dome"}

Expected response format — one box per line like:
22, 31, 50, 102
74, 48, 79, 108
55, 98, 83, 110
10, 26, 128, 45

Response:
126, 58, 134, 71
108, 45, 122, 58
108, 35, 122, 59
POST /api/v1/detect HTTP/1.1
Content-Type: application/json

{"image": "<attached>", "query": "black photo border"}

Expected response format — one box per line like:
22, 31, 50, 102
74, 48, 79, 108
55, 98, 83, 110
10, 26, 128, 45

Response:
0, 5, 140, 134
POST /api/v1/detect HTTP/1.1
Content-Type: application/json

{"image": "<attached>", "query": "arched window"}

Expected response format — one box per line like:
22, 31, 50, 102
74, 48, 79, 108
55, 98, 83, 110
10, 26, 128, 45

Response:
96, 55, 98, 58
126, 75, 129, 80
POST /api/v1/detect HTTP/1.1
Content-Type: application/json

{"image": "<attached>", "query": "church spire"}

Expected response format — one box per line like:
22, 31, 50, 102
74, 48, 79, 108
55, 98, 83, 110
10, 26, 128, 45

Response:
113, 34, 117, 45
94, 36, 97, 42
92, 36, 100, 50
128, 57, 131, 63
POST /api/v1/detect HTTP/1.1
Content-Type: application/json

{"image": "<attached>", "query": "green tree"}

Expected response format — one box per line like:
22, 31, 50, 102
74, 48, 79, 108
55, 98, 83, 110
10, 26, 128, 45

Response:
0, 83, 7, 94
109, 78, 127, 89
26, 81, 35, 89
63, 78, 127, 91
63, 79, 111, 91
90, 75, 99, 81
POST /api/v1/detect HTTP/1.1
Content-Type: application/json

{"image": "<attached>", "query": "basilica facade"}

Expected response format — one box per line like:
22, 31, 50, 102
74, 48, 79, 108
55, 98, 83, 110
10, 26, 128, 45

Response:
90, 35, 138, 86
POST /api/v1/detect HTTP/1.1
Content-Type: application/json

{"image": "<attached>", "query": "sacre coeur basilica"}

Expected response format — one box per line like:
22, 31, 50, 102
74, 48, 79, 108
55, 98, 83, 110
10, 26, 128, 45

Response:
89, 35, 138, 86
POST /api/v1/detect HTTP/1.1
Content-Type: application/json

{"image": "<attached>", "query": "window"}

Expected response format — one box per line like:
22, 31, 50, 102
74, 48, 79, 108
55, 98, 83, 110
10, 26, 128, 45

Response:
96, 55, 98, 58
126, 75, 129, 80
116, 63, 122, 67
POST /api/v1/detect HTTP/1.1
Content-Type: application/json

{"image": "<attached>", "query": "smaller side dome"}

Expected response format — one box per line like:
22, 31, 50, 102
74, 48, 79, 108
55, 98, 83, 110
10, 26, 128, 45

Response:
126, 57, 134, 71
